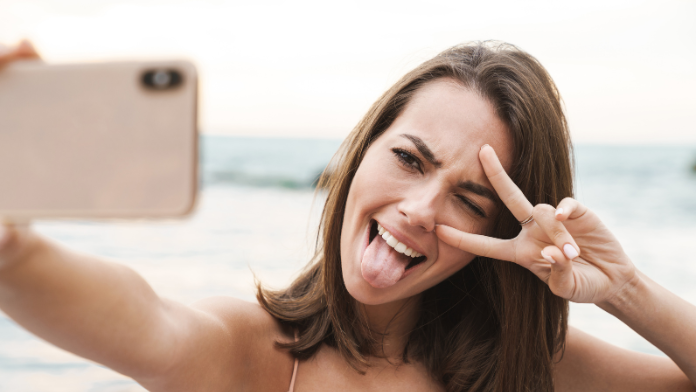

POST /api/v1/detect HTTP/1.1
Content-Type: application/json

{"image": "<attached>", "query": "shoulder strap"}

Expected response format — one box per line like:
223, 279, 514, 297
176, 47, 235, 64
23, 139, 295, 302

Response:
288, 330, 299, 392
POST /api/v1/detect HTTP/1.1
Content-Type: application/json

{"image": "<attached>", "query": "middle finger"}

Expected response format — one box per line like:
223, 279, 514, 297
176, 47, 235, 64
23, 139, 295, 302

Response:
534, 204, 580, 260
479, 145, 534, 222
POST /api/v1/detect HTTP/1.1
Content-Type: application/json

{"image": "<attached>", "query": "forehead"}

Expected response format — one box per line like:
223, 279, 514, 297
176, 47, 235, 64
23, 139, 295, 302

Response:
384, 78, 512, 171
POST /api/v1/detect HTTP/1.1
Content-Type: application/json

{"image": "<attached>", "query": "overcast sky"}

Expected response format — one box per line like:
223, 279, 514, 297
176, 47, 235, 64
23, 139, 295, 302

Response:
1, 0, 694, 143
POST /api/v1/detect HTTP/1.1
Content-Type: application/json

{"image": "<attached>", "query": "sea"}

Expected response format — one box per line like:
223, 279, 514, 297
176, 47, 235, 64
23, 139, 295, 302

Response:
2, 136, 696, 392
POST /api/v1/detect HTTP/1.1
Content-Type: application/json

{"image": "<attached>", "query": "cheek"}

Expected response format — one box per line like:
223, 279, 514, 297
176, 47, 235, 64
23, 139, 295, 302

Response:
345, 160, 408, 219
339, 167, 383, 269
438, 244, 477, 273
438, 203, 488, 236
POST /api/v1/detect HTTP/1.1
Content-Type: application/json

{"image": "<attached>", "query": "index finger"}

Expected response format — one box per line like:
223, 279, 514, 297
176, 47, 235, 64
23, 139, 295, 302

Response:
479, 144, 533, 222
435, 224, 515, 262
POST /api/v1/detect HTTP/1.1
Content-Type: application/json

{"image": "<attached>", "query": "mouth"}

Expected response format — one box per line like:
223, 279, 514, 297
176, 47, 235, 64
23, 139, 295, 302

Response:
368, 220, 427, 271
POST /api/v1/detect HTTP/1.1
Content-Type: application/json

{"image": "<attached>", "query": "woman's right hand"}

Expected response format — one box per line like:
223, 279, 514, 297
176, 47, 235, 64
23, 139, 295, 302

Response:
0, 40, 40, 271
0, 224, 11, 267
0, 223, 36, 274
0, 39, 40, 65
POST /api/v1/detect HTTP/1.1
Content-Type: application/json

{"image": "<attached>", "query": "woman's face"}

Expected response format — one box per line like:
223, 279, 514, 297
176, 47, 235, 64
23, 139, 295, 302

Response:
341, 78, 513, 305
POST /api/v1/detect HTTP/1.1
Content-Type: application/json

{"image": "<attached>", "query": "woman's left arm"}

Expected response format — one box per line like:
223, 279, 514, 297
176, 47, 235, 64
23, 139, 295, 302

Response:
436, 145, 696, 391
596, 269, 696, 382
555, 326, 694, 392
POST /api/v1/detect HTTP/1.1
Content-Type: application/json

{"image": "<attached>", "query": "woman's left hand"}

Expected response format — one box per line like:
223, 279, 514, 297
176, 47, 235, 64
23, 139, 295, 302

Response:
436, 145, 637, 304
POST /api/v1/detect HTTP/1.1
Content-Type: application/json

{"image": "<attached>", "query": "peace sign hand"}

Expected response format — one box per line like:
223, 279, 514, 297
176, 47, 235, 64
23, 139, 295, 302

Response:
435, 145, 637, 304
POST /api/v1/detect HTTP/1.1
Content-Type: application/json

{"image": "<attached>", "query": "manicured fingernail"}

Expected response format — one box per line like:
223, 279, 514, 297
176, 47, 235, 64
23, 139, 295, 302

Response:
563, 244, 578, 259
555, 207, 564, 217
480, 144, 490, 151
541, 250, 555, 264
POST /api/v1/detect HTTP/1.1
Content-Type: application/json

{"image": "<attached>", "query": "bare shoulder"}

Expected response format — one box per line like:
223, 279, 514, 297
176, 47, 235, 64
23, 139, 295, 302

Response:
191, 296, 291, 341
553, 326, 695, 392
145, 297, 294, 392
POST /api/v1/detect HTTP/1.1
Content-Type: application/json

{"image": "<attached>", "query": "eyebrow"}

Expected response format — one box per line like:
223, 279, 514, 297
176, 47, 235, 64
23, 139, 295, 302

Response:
399, 133, 497, 203
400, 134, 442, 168
456, 180, 497, 203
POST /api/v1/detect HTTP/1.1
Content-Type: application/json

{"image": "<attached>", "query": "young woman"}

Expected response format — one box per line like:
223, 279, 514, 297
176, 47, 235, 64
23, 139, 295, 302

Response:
1, 40, 695, 392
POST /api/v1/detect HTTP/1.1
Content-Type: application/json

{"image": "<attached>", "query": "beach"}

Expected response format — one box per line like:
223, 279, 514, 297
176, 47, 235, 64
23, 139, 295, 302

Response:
1, 136, 696, 391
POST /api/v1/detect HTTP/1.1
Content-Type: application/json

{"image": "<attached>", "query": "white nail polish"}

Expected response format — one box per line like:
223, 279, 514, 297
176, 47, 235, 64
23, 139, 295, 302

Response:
555, 208, 564, 216
563, 244, 578, 259
541, 250, 555, 264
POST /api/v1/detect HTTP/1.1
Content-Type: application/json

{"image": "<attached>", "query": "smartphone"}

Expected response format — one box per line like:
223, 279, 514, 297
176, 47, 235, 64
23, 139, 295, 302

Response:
0, 60, 198, 221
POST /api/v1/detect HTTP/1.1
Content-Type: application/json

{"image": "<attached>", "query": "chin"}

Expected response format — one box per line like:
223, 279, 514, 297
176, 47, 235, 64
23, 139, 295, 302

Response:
344, 278, 388, 306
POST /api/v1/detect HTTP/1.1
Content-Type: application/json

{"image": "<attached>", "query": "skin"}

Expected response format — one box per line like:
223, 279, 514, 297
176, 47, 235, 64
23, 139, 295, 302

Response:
1, 42, 696, 391
340, 79, 511, 358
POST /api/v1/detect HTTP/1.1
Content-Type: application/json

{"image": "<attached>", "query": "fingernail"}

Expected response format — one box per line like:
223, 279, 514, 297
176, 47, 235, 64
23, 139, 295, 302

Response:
480, 144, 490, 151
541, 250, 555, 264
555, 207, 564, 217
563, 243, 578, 259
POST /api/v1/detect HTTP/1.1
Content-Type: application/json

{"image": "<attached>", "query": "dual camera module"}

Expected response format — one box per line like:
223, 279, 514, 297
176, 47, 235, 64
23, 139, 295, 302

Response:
141, 69, 183, 91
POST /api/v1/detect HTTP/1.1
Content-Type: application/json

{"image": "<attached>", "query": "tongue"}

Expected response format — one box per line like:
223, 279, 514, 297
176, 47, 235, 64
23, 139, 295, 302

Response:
361, 234, 410, 289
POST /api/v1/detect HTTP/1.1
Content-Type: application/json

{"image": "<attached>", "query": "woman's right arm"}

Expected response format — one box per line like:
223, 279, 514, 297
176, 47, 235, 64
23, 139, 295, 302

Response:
0, 41, 241, 389
0, 224, 251, 391
0, 42, 293, 391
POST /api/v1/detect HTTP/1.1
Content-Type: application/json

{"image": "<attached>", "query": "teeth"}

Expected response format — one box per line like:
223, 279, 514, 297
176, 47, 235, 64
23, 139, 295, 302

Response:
375, 222, 424, 259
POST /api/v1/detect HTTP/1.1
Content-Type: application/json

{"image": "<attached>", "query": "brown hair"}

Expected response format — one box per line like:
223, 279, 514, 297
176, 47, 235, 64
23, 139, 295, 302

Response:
258, 41, 572, 392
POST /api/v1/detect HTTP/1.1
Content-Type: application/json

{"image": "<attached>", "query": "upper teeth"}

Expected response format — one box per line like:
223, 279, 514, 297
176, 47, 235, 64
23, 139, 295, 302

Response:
376, 223, 423, 258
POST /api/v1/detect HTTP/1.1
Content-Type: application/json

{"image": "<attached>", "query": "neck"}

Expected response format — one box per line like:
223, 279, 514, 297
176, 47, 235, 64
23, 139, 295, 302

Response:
360, 294, 422, 359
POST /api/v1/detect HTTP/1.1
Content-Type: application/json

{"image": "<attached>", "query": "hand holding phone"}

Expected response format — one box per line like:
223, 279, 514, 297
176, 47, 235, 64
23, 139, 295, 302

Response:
0, 40, 40, 65
0, 41, 199, 221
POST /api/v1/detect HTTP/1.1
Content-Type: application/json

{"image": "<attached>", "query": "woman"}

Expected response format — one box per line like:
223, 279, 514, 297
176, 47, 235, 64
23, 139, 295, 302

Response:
1, 40, 695, 392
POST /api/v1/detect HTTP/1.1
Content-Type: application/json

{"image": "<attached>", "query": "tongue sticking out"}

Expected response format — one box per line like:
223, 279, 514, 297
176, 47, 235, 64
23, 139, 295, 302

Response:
361, 234, 411, 289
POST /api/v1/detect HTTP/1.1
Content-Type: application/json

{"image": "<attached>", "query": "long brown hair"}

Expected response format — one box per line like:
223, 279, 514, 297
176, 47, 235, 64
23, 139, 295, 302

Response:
258, 41, 572, 392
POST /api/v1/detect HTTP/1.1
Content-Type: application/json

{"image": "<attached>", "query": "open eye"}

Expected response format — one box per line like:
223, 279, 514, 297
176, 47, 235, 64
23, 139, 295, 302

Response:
392, 148, 422, 173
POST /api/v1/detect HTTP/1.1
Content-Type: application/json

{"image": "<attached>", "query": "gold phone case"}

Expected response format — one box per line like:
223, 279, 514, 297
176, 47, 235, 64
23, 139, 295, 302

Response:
0, 60, 198, 220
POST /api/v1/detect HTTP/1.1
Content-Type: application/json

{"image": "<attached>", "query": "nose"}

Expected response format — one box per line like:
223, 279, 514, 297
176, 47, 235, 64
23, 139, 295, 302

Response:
397, 181, 440, 232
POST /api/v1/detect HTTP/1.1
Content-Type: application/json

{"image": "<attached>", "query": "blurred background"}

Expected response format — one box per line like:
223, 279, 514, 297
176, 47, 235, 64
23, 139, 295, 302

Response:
1, 0, 696, 391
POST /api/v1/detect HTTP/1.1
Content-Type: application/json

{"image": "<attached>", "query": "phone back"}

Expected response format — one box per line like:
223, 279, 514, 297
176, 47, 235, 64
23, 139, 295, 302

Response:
0, 60, 198, 220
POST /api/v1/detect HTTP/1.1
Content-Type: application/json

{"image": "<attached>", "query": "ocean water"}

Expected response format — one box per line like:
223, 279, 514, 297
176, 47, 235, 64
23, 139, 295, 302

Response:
1, 136, 696, 391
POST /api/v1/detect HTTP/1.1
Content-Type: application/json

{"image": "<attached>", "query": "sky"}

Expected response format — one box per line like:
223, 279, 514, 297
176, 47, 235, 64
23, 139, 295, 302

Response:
1, 0, 694, 143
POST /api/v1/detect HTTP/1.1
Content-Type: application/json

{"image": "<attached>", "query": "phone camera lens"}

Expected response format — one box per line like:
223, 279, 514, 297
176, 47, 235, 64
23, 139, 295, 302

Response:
142, 69, 183, 90
152, 71, 171, 88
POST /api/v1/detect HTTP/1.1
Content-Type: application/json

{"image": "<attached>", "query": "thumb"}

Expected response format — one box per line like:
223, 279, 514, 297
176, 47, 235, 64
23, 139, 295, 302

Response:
0, 224, 9, 249
0, 219, 32, 252
0, 39, 40, 64
15, 39, 40, 59
0, 220, 34, 272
